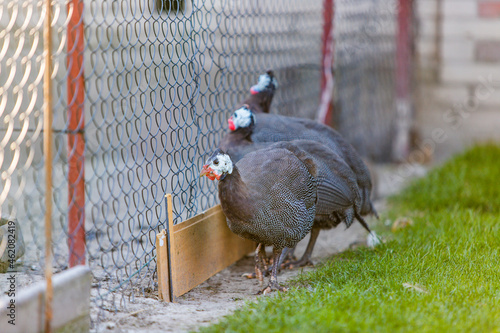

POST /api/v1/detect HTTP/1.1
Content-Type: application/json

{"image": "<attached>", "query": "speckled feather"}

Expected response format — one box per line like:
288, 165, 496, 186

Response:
271, 140, 361, 229
219, 130, 363, 231
217, 147, 317, 249
246, 112, 376, 216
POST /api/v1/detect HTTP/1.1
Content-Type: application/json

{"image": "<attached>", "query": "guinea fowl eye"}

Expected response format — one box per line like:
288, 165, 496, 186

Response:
213, 159, 219, 165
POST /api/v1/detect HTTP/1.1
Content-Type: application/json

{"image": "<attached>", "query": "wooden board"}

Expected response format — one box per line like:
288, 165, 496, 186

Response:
156, 199, 255, 302
155, 230, 170, 301
171, 205, 255, 298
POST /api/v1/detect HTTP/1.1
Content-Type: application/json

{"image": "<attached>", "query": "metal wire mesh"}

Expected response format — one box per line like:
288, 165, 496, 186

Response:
0, 0, 55, 286
334, 0, 402, 161
83, 0, 325, 320
0, 0, 413, 329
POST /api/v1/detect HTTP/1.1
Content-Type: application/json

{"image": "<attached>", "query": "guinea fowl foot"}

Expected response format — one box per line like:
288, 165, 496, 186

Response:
241, 267, 272, 279
280, 254, 297, 266
257, 282, 288, 295
282, 258, 314, 269
243, 243, 271, 282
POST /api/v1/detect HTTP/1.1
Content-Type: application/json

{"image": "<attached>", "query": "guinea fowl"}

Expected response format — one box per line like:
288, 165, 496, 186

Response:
200, 146, 317, 294
218, 107, 269, 162
222, 106, 380, 266
238, 70, 278, 114
227, 105, 378, 219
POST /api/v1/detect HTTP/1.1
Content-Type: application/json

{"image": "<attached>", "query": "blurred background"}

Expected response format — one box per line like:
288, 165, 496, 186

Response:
415, 0, 500, 163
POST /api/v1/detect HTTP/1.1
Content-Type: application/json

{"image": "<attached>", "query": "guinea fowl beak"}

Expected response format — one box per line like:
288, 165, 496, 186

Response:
228, 117, 236, 131
200, 164, 217, 181
200, 164, 211, 177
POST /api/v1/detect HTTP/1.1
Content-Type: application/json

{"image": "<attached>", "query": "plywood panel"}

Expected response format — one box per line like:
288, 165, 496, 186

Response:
171, 205, 255, 298
156, 230, 170, 301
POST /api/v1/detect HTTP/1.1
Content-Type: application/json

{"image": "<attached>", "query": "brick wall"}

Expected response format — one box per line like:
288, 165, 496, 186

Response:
417, 0, 500, 106
415, 0, 500, 162
418, 0, 500, 81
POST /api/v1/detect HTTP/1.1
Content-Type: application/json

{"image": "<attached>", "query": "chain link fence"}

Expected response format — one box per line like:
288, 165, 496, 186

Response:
334, 0, 408, 161
0, 0, 414, 329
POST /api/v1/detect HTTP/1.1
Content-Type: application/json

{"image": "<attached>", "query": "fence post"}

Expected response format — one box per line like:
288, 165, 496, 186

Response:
67, 0, 86, 267
44, 0, 54, 330
318, 0, 334, 125
393, 0, 414, 161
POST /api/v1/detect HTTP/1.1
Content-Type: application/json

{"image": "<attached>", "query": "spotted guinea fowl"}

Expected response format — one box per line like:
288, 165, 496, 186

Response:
200, 147, 317, 294
217, 71, 277, 160
227, 106, 378, 219
238, 70, 278, 114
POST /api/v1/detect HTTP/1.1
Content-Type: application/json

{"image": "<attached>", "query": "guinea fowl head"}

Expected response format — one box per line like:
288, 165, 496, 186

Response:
250, 70, 278, 95
228, 105, 255, 131
227, 104, 255, 131
200, 149, 234, 181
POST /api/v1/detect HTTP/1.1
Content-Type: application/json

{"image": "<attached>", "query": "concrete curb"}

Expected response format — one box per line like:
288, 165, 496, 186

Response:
0, 265, 91, 333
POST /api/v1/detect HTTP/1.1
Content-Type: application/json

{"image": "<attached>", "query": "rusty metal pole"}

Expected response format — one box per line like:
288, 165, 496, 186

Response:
67, 0, 86, 267
393, 0, 414, 161
318, 0, 334, 125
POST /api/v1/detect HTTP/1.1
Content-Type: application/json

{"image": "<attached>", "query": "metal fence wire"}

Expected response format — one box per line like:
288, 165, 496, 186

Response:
0, 0, 413, 329
336, 0, 403, 161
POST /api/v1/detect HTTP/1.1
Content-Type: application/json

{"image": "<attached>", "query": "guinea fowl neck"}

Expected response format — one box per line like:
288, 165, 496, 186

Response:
243, 95, 270, 114
219, 166, 246, 195
218, 166, 254, 221
232, 123, 254, 142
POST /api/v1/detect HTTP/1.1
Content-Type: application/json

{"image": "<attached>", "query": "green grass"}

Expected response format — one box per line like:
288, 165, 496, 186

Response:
200, 144, 500, 333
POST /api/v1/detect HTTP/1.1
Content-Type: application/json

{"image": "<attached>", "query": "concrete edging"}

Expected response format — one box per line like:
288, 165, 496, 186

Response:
0, 265, 92, 333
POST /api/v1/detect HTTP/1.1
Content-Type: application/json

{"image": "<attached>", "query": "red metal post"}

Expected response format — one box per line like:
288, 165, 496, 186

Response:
67, 0, 86, 266
318, 0, 334, 125
393, 0, 413, 161
396, 0, 412, 100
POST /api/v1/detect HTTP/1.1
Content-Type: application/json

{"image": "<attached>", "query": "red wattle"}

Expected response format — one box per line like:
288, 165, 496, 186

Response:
250, 86, 258, 95
228, 118, 236, 131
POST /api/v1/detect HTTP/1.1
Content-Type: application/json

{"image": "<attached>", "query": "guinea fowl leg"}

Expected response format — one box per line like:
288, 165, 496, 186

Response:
278, 247, 294, 265
259, 247, 288, 295
283, 227, 320, 269
254, 243, 268, 286
279, 246, 297, 265
245, 246, 293, 280
243, 243, 268, 281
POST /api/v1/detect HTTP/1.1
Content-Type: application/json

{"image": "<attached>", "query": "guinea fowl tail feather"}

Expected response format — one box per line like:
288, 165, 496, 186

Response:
371, 202, 380, 219
354, 210, 381, 247
354, 210, 372, 234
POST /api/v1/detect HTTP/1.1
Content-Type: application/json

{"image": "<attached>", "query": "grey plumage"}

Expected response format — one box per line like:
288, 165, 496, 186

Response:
218, 107, 379, 267
227, 108, 377, 217
271, 140, 360, 227
259, 140, 370, 267
225, 148, 317, 248
219, 133, 370, 266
